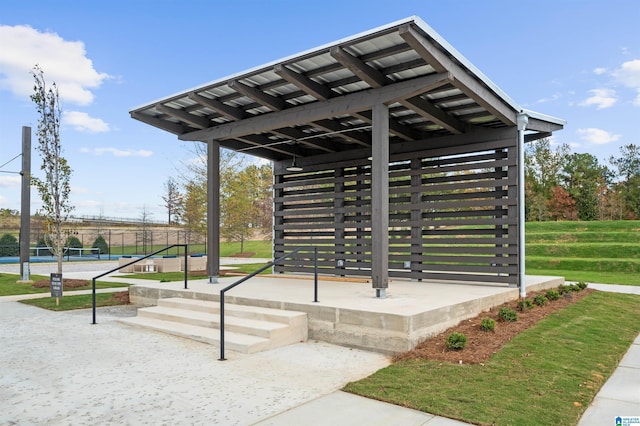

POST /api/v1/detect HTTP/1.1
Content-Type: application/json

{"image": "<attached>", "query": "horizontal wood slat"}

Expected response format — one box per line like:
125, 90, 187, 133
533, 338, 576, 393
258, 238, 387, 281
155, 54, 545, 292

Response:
273, 137, 519, 285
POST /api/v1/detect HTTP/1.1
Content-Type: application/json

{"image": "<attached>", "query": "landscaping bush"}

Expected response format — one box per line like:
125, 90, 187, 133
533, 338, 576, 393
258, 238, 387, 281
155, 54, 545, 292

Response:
498, 307, 518, 322
92, 235, 109, 255
445, 332, 467, 351
0, 233, 18, 256
480, 317, 495, 332
576, 281, 588, 290
545, 290, 560, 301
66, 236, 82, 249
517, 299, 534, 311
533, 294, 548, 306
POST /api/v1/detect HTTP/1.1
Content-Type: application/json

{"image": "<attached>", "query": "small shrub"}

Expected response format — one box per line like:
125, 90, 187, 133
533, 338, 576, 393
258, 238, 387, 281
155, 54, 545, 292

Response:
0, 233, 19, 256
66, 236, 82, 249
517, 299, 534, 311
498, 307, 518, 322
533, 294, 548, 306
545, 290, 560, 301
568, 284, 580, 292
480, 317, 496, 332
558, 284, 570, 295
576, 281, 588, 290
446, 332, 467, 350
92, 235, 109, 255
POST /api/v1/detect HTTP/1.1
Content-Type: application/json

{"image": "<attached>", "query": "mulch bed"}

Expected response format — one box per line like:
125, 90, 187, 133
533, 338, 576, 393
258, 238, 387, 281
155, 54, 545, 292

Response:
394, 287, 594, 365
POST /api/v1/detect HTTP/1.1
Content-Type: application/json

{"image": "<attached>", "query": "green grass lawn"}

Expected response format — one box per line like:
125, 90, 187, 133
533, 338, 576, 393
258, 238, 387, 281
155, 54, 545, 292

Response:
109, 239, 273, 258
0, 273, 129, 297
20, 292, 127, 311
526, 220, 640, 285
344, 291, 640, 426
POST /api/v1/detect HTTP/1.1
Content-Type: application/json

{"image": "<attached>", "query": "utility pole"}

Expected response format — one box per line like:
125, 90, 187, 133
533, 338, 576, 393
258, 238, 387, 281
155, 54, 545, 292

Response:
19, 126, 31, 281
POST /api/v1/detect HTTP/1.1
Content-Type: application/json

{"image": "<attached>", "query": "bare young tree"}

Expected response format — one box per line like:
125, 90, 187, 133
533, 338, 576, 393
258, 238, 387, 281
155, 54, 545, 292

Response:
30, 65, 73, 273
162, 177, 182, 224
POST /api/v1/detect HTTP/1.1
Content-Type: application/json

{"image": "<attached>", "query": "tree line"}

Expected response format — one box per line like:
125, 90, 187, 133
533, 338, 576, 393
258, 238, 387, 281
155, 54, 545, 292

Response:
163, 139, 640, 249
162, 143, 272, 252
525, 140, 640, 221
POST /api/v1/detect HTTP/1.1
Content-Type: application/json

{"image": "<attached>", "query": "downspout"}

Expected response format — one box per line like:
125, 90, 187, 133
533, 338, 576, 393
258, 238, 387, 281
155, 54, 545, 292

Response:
517, 112, 529, 298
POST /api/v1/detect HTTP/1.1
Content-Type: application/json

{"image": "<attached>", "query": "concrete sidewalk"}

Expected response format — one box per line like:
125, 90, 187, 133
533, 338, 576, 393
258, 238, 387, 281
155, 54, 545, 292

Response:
1, 263, 638, 425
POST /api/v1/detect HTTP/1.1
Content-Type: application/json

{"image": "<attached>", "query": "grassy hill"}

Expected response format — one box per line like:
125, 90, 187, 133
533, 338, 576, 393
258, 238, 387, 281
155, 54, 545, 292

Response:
526, 220, 640, 285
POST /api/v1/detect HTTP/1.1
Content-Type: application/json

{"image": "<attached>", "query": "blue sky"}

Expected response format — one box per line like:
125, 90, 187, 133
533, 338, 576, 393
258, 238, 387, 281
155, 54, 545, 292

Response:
1, 0, 639, 221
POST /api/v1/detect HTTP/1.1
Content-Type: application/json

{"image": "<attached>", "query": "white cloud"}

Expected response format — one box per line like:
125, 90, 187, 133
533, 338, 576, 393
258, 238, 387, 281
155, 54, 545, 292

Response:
593, 67, 608, 75
536, 93, 561, 104
80, 147, 153, 157
577, 128, 621, 145
614, 59, 640, 106
579, 88, 617, 109
0, 175, 21, 188
63, 111, 110, 133
0, 24, 111, 105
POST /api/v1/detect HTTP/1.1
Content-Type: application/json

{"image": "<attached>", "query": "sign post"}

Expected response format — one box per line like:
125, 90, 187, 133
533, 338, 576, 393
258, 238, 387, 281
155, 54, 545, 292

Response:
50, 273, 62, 306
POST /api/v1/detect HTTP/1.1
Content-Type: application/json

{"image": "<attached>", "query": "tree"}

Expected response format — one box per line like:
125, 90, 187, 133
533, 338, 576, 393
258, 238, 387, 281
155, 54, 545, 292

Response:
139, 206, 153, 254
181, 179, 207, 238
609, 144, 640, 218
162, 177, 182, 224
30, 65, 73, 274
92, 235, 109, 255
562, 153, 611, 221
220, 163, 273, 253
546, 186, 577, 221
0, 234, 19, 256
525, 139, 570, 199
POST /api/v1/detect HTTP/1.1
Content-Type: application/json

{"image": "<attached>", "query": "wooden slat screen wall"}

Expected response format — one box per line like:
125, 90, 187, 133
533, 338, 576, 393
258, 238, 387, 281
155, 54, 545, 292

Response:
273, 135, 519, 285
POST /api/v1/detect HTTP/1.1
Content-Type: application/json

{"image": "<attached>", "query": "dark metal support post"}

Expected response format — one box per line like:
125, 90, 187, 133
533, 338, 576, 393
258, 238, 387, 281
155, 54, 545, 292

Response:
91, 244, 186, 324
314, 247, 318, 303
184, 245, 188, 289
91, 278, 97, 324
218, 246, 319, 361
218, 292, 226, 361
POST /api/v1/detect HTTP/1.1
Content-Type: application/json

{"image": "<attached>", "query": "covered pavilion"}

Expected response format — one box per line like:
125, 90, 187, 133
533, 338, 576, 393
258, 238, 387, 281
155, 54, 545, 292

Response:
130, 16, 564, 298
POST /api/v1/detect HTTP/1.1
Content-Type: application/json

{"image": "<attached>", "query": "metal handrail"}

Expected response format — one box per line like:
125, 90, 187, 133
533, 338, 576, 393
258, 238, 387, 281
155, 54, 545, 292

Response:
90, 244, 188, 324
218, 247, 318, 361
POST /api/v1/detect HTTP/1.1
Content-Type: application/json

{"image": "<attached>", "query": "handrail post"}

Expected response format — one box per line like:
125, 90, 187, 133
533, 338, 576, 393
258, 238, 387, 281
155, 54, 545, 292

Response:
183, 244, 188, 289
314, 247, 318, 303
91, 243, 184, 324
217, 245, 319, 360
219, 291, 226, 361
92, 278, 97, 324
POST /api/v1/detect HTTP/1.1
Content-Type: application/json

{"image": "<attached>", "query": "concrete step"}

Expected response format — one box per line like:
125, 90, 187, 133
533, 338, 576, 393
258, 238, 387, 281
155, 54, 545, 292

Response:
120, 297, 308, 354
157, 297, 305, 325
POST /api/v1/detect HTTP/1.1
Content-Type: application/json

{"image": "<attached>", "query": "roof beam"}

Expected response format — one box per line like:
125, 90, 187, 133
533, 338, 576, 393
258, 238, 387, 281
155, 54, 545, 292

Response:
400, 96, 467, 134
130, 111, 187, 135
331, 44, 465, 135
524, 132, 552, 143
526, 117, 564, 133
355, 111, 416, 141
312, 119, 371, 147
221, 138, 286, 160
274, 64, 332, 101
180, 72, 451, 142
271, 127, 337, 153
229, 80, 285, 111
155, 103, 210, 129
236, 134, 296, 157
398, 23, 517, 126
188, 92, 247, 121
330, 46, 391, 88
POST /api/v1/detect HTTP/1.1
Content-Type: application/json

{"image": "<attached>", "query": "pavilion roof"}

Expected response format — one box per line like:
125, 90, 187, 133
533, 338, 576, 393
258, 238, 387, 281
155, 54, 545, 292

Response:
130, 16, 564, 161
